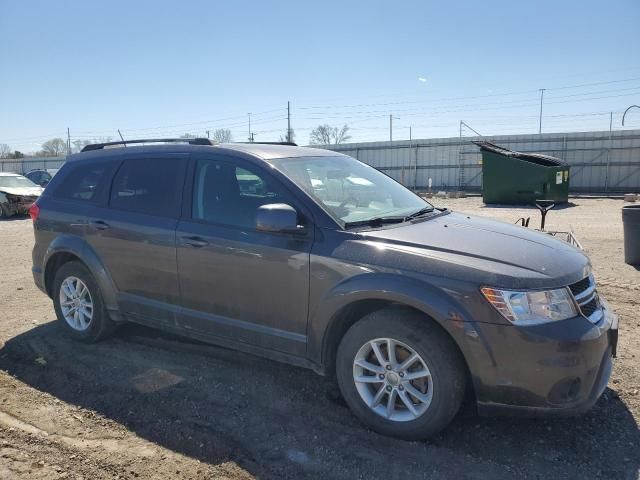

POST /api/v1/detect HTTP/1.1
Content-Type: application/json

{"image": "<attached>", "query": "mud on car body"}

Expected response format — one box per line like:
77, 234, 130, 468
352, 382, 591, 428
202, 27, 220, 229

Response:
30, 138, 618, 440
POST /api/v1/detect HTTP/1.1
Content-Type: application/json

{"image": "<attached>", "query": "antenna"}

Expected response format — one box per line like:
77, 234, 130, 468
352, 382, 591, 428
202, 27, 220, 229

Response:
117, 129, 127, 147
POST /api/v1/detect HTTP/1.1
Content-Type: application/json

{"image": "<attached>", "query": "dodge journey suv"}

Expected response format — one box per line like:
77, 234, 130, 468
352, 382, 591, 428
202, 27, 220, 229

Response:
30, 138, 618, 439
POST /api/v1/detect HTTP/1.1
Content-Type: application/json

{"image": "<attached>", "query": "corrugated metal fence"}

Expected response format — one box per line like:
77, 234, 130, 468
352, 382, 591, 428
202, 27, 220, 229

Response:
317, 129, 640, 193
2, 130, 639, 193
0, 157, 66, 174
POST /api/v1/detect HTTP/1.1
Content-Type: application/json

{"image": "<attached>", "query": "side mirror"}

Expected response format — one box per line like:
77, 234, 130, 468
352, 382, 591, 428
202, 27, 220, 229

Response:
256, 203, 303, 234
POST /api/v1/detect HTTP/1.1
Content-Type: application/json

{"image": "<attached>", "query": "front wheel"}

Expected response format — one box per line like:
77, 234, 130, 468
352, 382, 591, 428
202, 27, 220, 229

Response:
336, 309, 466, 440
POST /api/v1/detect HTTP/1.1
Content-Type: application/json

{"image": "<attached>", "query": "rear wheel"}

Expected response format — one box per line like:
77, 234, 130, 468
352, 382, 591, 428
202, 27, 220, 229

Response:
336, 308, 466, 440
52, 261, 116, 342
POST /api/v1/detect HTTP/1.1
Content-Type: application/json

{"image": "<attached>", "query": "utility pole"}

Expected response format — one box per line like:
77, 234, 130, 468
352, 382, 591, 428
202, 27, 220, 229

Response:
206, 130, 210, 139
287, 101, 291, 143
248, 113, 252, 142
67, 127, 71, 154
538, 88, 546, 134
605, 112, 613, 191
389, 114, 400, 141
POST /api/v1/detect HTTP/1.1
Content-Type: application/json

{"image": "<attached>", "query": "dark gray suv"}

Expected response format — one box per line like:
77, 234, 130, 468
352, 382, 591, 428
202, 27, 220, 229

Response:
30, 138, 618, 439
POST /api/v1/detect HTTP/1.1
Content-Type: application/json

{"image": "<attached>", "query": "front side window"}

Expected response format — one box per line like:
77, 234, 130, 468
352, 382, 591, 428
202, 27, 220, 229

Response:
52, 163, 109, 202
270, 156, 432, 226
192, 159, 293, 228
110, 158, 183, 217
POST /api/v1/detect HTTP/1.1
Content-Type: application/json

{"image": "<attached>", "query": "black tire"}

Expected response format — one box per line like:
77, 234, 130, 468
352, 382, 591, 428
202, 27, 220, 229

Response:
336, 308, 466, 440
52, 261, 116, 342
0, 203, 9, 219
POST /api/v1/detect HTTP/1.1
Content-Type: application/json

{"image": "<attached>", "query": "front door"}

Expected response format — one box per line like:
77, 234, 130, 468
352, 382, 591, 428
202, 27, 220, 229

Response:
176, 155, 313, 356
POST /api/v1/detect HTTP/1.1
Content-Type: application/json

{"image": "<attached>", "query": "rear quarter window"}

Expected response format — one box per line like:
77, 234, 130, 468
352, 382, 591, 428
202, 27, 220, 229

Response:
51, 161, 112, 202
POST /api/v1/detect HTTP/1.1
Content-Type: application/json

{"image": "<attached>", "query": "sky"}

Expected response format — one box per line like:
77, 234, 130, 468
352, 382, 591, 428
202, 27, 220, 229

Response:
1, 0, 639, 152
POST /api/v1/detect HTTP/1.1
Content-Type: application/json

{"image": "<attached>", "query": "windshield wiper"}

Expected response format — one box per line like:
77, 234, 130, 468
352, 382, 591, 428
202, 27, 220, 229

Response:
404, 206, 435, 221
344, 216, 406, 229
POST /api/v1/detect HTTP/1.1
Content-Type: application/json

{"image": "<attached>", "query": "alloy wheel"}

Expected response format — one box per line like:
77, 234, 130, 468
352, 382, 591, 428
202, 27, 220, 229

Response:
59, 276, 94, 331
353, 337, 433, 422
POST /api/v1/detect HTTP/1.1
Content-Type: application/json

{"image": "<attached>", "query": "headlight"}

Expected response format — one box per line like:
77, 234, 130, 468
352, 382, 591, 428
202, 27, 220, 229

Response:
481, 287, 577, 325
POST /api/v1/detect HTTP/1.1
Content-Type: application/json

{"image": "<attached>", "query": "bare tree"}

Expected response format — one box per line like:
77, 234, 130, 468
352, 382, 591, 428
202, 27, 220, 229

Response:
309, 124, 351, 145
40, 138, 68, 156
180, 133, 196, 139
0, 144, 11, 158
279, 129, 296, 143
212, 129, 233, 143
72, 137, 113, 153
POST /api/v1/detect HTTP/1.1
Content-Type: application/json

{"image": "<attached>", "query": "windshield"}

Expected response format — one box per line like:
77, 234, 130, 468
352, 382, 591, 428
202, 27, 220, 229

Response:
0, 175, 38, 189
270, 156, 432, 226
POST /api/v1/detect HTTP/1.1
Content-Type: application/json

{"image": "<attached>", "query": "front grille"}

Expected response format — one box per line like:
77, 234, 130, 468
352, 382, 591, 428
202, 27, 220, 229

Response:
568, 274, 602, 323
580, 297, 599, 317
568, 277, 591, 297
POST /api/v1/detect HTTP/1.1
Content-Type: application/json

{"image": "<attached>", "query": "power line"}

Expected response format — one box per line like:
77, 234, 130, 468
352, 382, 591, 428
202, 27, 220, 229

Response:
296, 77, 640, 111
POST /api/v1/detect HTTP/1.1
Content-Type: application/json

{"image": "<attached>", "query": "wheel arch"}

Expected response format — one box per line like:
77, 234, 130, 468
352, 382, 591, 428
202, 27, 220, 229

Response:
312, 274, 476, 380
43, 235, 120, 316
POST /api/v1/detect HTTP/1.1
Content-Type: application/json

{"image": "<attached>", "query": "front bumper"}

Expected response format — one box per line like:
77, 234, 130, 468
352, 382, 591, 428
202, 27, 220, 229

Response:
4, 200, 36, 215
464, 297, 618, 416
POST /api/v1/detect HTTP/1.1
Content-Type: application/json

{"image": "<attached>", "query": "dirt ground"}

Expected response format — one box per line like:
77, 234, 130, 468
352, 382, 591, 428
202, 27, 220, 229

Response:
0, 197, 638, 480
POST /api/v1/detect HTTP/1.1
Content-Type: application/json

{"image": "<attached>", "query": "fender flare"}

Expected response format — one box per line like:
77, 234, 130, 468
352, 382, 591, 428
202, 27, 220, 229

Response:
43, 235, 119, 313
308, 273, 478, 367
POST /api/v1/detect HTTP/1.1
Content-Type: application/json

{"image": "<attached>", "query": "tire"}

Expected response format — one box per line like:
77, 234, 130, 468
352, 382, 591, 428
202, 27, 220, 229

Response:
0, 203, 9, 219
336, 308, 466, 440
52, 261, 116, 342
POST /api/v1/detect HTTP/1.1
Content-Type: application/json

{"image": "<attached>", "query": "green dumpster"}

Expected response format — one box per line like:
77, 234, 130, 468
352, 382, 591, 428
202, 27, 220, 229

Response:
473, 141, 570, 205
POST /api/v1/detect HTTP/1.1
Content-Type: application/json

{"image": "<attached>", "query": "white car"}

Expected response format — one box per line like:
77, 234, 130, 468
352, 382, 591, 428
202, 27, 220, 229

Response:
0, 172, 43, 218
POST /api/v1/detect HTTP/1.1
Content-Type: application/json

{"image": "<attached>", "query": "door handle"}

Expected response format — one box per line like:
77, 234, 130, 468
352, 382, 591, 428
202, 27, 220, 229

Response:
89, 220, 110, 230
182, 236, 209, 248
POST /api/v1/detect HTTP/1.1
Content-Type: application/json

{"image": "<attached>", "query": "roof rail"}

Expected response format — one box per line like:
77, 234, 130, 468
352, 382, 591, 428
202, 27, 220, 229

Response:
236, 141, 298, 147
81, 138, 214, 152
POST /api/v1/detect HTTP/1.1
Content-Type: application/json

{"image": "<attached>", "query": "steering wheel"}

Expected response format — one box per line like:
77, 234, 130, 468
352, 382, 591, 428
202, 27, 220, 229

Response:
338, 196, 359, 210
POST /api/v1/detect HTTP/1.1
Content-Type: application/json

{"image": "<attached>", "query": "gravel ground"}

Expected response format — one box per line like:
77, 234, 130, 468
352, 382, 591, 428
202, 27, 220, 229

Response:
0, 197, 638, 479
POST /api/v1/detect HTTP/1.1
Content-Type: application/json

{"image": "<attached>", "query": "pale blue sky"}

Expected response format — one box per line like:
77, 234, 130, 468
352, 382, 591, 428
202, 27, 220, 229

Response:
1, 0, 639, 151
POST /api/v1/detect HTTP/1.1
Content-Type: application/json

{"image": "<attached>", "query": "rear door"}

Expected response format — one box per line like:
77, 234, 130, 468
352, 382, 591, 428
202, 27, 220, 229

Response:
175, 153, 313, 356
84, 153, 188, 327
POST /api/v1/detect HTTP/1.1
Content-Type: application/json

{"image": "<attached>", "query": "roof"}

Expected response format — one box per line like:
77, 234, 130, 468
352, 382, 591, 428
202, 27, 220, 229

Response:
67, 142, 344, 163
0, 172, 21, 176
472, 141, 567, 167
218, 143, 342, 159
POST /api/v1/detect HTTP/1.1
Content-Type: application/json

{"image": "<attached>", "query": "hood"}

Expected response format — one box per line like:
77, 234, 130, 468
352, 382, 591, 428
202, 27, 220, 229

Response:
356, 211, 590, 289
0, 186, 43, 197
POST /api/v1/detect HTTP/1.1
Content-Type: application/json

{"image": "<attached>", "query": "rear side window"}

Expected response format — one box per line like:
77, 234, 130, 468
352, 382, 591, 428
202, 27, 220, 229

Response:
110, 158, 183, 218
52, 162, 110, 202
